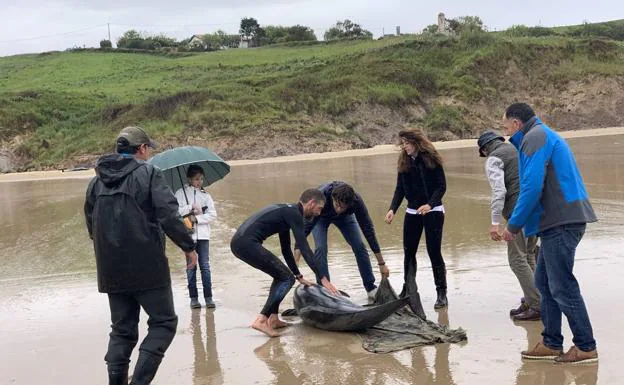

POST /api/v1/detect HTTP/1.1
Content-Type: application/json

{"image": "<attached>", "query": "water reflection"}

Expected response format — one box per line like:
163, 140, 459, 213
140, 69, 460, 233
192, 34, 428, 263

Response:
191, 310, 223, 385
515, 360, 598, 385
253, 308, 458, 385
253, 338, 305, 384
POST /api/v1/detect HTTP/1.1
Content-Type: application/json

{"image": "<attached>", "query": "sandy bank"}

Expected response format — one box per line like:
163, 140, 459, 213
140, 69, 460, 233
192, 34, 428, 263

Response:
2, 126, 623, 183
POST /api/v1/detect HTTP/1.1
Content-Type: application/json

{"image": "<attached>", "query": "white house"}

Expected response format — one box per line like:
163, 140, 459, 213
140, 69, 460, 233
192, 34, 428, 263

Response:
188, 35, 208, 50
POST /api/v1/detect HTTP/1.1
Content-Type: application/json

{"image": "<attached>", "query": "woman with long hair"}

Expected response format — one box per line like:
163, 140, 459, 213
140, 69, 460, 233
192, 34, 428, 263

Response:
175, 164, 218, 309
385, 129, 448, 312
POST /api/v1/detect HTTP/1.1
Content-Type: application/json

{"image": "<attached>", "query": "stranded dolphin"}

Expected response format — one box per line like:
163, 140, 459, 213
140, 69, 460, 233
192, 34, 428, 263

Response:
293, 284, 410, 332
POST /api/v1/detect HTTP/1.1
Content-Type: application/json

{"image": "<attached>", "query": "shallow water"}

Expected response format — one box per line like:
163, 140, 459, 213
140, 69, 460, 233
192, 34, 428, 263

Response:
1, 135, 623, 385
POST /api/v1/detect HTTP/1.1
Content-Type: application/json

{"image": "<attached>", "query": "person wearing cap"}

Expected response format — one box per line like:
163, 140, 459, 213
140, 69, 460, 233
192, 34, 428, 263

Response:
477, 130, 541, 321
85, 126, 198, 385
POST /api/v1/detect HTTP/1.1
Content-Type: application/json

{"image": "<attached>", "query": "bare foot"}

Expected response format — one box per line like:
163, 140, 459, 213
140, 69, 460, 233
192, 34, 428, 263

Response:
268, 314, 291, 329
251, 316, 279, 337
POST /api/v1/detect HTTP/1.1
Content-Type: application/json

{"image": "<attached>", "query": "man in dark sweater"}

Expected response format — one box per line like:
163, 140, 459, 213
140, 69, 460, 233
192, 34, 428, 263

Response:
296, 181, 389, 299
85, 126, 198, 385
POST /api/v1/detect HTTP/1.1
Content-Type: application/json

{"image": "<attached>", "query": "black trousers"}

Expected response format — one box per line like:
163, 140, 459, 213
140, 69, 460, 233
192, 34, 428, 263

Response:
106, 285, 178, 380
403, 211, 446, 288
231, 237, 295, 317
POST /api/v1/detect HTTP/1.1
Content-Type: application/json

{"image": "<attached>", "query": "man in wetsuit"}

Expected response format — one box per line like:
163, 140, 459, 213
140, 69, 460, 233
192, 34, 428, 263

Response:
230, 188, 340, 337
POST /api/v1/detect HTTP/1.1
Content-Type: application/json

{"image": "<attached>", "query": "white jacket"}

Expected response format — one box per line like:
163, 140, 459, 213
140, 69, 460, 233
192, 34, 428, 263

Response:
174, 185, 217, 241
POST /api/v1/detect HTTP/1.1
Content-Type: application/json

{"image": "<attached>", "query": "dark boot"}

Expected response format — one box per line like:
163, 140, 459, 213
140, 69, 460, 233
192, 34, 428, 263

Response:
434, 288, 448, 309
190, 297, 201, 309
433, 265, 448, 309
108, 367, 128, 385
129, 354, 161, 385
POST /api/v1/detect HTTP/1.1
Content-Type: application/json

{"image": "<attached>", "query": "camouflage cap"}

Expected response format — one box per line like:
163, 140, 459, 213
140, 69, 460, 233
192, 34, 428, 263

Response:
116, 126, 158, 149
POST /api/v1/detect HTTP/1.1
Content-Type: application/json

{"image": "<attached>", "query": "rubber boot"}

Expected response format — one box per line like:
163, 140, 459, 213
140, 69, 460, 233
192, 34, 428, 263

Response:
204, 297, 216, 309
108, 367, 128, 385
433, 265, 448, 309
129, 354, 161, 385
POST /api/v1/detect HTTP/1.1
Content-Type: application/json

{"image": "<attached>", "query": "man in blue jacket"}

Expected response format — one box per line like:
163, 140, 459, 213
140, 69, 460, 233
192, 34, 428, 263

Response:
501, 103, 598, 364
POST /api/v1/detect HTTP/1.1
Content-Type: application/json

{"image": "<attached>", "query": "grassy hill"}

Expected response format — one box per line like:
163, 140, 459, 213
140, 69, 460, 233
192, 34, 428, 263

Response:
1, 25, 624, 171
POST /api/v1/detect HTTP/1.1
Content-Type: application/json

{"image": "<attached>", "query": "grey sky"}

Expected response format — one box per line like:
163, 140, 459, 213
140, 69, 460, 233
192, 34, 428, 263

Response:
0, 0, 622, 57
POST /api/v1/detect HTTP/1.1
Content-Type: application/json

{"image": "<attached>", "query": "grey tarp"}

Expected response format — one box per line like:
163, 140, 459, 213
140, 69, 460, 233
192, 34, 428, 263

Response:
358, 278, 467, 353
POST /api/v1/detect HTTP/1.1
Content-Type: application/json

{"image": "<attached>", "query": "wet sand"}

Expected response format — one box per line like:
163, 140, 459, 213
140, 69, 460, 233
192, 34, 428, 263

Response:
1, 126, 623, 183
1, 134, 623, 384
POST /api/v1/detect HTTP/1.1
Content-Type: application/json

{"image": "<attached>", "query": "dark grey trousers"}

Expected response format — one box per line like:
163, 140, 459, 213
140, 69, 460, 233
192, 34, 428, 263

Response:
106, 285, 178, 384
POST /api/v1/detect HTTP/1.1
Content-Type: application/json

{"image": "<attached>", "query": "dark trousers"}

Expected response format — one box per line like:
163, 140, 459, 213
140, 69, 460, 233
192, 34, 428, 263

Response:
106, 285, 178, 384
403, 211, 446, 288
231, 238, 295, 317
187, 240, 212, 298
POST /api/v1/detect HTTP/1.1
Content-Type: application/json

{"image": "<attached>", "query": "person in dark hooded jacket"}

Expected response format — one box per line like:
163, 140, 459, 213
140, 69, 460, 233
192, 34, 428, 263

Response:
84, 126, 198, 385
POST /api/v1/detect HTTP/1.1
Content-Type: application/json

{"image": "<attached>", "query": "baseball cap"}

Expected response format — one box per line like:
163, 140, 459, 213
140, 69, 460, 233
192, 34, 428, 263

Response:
116, 126, 158, 149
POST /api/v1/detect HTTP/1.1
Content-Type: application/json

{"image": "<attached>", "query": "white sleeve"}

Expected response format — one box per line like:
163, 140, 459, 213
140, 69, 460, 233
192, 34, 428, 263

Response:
174, 187, 193, 216
485, 157, 507, 225
195, 192, 217, 224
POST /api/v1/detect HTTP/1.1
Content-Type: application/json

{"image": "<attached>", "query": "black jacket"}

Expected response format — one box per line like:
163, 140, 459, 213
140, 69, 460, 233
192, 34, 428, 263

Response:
304, 181, 381, 254
390, 155, 447, 212
85, 154, 195, 293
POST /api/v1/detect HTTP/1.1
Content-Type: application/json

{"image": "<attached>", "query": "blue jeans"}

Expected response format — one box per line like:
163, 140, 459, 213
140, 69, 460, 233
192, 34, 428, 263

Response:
187, 240, 212, 299
311, 214, 376, 292
535, 223, 596, 352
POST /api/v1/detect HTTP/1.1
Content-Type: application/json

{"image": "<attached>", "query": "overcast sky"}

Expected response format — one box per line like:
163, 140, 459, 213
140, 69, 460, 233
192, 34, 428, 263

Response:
0, 0, 622, 57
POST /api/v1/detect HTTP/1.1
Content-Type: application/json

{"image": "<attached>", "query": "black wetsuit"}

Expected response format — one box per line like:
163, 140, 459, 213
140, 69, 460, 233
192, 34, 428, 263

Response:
230, 203, 321, 317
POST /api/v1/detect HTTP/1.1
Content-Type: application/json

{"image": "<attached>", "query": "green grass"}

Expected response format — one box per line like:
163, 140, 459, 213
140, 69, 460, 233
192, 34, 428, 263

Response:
1, 31, 624, 169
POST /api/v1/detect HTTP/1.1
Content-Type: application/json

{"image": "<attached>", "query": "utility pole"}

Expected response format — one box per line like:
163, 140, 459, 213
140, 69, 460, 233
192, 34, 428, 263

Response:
107, 23, 111, 42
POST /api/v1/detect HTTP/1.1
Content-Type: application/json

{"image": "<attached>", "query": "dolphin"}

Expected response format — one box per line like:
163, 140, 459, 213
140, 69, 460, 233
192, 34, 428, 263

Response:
293, 284, 410, 332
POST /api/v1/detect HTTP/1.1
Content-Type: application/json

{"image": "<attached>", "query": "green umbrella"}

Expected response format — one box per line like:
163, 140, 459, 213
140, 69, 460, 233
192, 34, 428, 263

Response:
147, 146, 230, 199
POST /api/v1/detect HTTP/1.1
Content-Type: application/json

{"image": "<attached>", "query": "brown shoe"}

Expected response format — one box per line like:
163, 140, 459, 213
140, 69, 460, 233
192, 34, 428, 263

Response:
513, 308, 541, 321
510, 302, 529, 317
554, 346, 598, 364
521, 341, 563, 360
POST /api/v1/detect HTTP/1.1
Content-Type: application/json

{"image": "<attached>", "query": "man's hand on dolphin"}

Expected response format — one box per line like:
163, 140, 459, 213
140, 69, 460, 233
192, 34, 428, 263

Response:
320, 276, 340, 296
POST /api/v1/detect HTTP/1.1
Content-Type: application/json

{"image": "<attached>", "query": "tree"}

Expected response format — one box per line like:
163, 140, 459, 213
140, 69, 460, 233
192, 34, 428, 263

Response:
262, 25, 289, 45
457, 16, 486, 33
324, 19, 373, 41
260, 25, 317, 45
201, 30, 240, 49
446, 16, 486, 34
116, 30, 177, 50
285, 25, 317, 42
240, 17, 261, 40
116, 30, 142, 48
422, 24, 439, 34
100, 39, 112, 48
